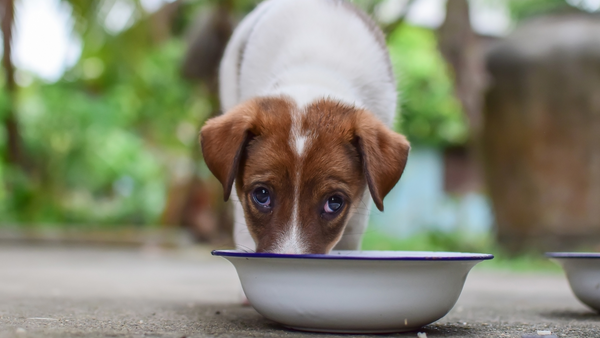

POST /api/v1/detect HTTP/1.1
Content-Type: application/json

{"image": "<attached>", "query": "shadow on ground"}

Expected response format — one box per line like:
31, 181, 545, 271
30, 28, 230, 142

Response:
178, 304, 490, 338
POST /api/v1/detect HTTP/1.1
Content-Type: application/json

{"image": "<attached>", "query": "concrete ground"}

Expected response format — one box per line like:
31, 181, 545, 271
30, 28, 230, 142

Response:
0, 244, 598, 338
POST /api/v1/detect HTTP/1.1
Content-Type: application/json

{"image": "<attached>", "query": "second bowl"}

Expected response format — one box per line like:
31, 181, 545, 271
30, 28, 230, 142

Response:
547, 252, 600, 311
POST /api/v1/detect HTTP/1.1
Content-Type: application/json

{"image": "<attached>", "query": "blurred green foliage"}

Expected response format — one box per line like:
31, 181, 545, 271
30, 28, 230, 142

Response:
507, 0, 581, 21
361, 230, 562, 272
0, 40, 212, 226
388, 25, 468, 146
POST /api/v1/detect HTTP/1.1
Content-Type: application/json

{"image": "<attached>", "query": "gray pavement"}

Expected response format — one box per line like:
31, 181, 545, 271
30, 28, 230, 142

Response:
0, 244, 599, 338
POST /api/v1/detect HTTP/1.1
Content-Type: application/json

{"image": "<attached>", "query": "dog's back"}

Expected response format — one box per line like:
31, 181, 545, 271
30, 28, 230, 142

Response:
219, 0, 396, 126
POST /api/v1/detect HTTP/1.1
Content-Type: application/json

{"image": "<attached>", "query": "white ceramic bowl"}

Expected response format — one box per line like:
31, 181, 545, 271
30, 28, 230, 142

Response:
547, 252, 600, 311
213, 250, 493, 333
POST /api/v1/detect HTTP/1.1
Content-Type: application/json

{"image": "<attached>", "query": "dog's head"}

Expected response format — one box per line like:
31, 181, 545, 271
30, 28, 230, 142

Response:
200, 96, 409, 254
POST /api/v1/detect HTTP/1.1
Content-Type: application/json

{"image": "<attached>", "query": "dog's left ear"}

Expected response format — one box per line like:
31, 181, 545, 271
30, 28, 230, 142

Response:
354, 111, 410, 211
200, 101, 257, 201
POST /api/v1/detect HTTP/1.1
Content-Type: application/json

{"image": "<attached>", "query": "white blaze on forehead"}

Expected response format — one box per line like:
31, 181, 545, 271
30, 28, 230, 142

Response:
275, 182, 307, 254
289, 107, 312, 157
295, 135, 307, 156
277, 157, 308, 254
277, 118, 308, 254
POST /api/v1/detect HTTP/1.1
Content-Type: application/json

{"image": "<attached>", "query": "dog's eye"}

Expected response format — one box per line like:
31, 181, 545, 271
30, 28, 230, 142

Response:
252, 188, 271, 207
324, 195, 343, 213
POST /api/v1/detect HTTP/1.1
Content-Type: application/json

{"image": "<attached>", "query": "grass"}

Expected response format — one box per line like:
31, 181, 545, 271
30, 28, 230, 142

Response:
360, 229, 562, 272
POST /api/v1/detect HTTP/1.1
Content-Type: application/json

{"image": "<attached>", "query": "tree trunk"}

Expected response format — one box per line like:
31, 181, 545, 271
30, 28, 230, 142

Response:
437, 0, 487, 136
483, 14, 600, 252
161, 0, 235, 245
0, 0, 24, 168
436, 0, 489, 206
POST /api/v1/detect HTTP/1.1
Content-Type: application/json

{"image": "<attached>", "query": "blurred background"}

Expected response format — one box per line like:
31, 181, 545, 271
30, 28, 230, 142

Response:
1, 0, 599, 267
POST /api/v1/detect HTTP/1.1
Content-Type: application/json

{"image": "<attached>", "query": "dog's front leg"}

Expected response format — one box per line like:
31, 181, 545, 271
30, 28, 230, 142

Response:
231, 188, 256, 252
333, 189, 372, 251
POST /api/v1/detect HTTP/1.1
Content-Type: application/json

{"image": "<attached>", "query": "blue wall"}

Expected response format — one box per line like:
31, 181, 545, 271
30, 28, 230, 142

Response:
368, 147, 493, 237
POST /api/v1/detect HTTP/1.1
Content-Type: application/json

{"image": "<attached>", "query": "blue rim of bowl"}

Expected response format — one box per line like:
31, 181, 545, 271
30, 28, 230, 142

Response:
212, 250, 494, 261
546, 252, 600, 259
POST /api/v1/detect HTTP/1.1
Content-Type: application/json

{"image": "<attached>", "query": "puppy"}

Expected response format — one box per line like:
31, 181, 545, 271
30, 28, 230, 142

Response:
200, 0, 410, 254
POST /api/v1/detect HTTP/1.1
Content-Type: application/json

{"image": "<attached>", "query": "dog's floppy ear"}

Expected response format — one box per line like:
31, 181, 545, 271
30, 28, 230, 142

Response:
354, 111, 410, 212
200, 101, 257, 201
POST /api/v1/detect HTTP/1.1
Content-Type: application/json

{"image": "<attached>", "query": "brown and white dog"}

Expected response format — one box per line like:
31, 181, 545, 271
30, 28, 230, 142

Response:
200, 0, 410, 254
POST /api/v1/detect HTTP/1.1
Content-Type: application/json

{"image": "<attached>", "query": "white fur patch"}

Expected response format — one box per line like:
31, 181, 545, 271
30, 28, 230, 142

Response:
276, 218, 305, 254
275, 177, 307, 254
226, 0, 397, 126
295, 135, 307, 156
289, 107, 312, 157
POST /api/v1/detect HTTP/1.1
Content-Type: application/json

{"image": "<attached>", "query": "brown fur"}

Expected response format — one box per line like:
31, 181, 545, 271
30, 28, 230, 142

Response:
200, 96, 410, 253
